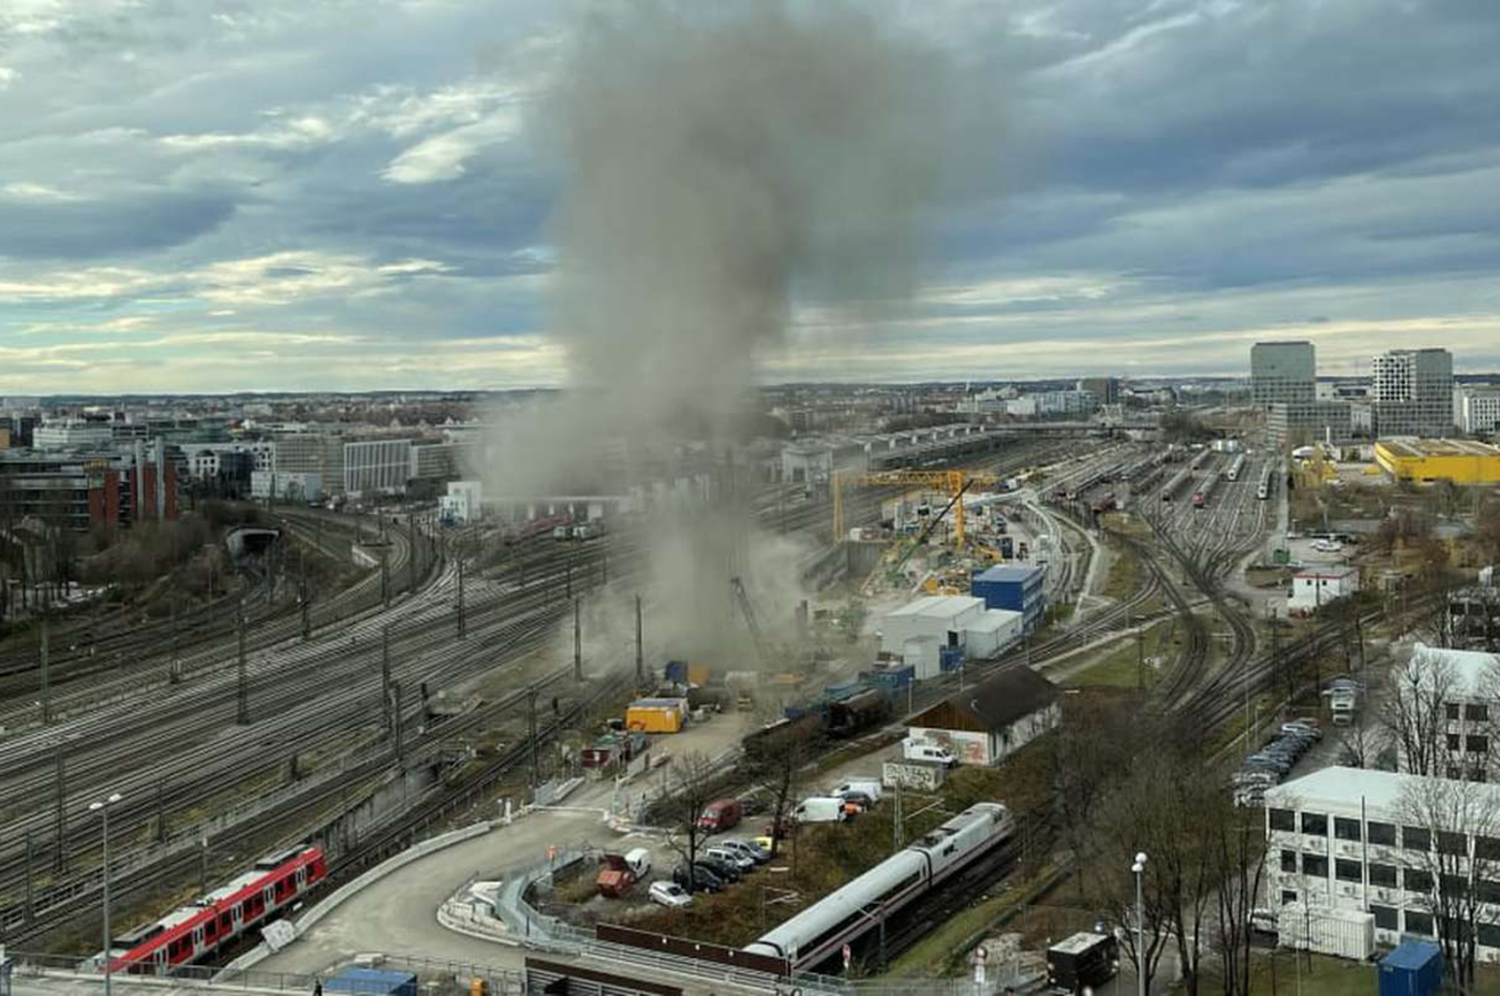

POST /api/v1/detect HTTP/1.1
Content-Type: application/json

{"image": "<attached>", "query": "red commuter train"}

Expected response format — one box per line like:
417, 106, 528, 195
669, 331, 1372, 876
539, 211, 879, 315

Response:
104, 846, 327, 975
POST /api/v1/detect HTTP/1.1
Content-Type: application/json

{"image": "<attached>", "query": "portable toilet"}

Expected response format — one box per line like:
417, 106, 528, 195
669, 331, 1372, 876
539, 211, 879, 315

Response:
1379, 939, 1442, 996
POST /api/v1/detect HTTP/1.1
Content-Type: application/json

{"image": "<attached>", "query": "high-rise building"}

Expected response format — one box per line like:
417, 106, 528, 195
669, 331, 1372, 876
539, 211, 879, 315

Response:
1251, 342, 1316, 407
1454, 385, 1500, 437
1371, 348, 1453, 437
1077, 377, 1120, 406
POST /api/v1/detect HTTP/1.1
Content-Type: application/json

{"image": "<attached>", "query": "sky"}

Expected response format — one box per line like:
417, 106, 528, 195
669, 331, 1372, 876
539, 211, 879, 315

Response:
2, 0, 1500, 394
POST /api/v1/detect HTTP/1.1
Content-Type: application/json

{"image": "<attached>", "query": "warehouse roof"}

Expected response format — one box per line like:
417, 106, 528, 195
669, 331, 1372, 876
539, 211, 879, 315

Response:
887, 595, 984, 620
910, 665, 1058, 734
973, 564, 1044, 584
1377, 437, 1500, 459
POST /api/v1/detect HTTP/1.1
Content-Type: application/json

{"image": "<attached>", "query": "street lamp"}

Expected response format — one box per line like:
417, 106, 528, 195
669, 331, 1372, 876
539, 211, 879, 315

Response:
1131, 851, 1148, 996
90, 793, 124, 996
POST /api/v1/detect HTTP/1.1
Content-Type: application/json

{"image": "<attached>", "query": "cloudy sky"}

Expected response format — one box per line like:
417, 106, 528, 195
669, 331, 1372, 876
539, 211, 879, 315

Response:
2, 0, 1499, 394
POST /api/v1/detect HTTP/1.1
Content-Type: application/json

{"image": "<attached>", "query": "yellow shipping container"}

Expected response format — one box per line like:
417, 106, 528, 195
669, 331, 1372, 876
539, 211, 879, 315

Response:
687, 664, 711, 686
625, 706, 683, 734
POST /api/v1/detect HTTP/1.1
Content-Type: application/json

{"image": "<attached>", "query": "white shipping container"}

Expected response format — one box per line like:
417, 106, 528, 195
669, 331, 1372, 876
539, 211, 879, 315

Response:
1276, 904, 1375, 961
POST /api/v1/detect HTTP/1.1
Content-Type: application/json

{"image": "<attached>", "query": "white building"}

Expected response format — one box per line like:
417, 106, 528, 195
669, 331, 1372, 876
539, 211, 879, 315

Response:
1455, 386, 1500, 436
1289, 567, 1360, 614
440, 480, 484, 525
879, 596, 1022, 677
178, 441, 276, 481
906, 666, 1060, 766
1399, 643, 1499, 780
32, 419, 113, 450
1264, 766, 1500, 957
343, 438, 413, 495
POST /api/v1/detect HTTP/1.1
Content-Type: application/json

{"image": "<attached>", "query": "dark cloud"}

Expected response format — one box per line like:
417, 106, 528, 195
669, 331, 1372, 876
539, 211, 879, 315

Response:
0, 191, 236, 258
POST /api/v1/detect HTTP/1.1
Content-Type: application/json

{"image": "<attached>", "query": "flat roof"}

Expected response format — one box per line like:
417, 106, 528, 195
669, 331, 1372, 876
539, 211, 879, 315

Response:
1377, 437, 1500, 459
973, 564, 1044, 584
1266, 765, 1500, 815
966, 609, 1022, 633
888, 595, 984, 619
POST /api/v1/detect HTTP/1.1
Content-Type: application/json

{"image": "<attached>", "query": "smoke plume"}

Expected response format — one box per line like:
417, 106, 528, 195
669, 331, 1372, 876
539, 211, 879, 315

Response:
505, 1, 957, 669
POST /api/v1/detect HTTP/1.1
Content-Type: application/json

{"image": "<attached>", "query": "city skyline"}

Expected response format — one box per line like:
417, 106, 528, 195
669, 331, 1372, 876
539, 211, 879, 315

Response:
5, 1, 1500, 393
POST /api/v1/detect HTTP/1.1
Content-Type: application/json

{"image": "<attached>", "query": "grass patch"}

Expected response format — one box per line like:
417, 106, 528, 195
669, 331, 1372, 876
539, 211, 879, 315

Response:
1063, 623, 1171, 689
1102, 545, 1142, 601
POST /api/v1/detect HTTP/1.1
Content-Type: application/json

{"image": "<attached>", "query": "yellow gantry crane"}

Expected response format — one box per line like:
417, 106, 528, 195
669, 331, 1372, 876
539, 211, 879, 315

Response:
832, 469, 1001, 545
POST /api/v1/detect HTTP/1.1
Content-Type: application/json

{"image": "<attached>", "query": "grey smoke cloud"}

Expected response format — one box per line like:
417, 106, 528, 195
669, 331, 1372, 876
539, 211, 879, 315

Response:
499, 0, 965, 668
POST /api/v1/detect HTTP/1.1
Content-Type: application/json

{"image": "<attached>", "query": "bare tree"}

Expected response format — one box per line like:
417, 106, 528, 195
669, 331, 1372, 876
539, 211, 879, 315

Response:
1396, 775, 1500, 994
1383, 649, 1458, 777
659, 750, 721, 894
746, 717, 813, 858
1209, 800, 1268, 996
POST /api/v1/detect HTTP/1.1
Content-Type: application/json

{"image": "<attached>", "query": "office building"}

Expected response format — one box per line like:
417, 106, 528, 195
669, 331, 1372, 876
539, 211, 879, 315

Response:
1251, 342, 1317, 407
1077, 377, 1120, 406
1372, 349, 1453, 438
1264, 766, 1500, 956
1267, 401, 1353, 445
1455, 386, 1500, 436
32, 419, 114, 451
343, 438, 413, 495
274, 433, 346, 493
0, 444, 177, 530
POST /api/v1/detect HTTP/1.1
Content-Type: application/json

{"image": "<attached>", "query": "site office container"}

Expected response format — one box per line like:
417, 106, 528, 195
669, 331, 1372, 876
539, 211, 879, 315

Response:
1277, 903, 1375, 961
625, 697, 687, 734
1379, 939, 1443, 996
326, 968, 418, 996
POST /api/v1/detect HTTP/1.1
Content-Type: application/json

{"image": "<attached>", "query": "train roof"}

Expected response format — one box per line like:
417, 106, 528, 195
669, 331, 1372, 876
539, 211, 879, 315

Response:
200, 871, 264, 905
913, 803, 1007, 850
1050, 931, 1112, 955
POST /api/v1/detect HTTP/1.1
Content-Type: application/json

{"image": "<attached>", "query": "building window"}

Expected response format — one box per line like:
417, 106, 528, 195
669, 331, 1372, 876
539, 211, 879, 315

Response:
1404, 826, 1432, 851
1476, 837, 1500, 862
1478, 879, 1500, 904
1441, 874, 1470, 898
1334, 817, 1362, 842
1406, 869, 1434, 893
1369, 864, 1398, 888
1281, 850, 1297, 873
1405, 911, 1435, 936
1368, 821, 1396, 846
1479, 923, 1500, 950
1269, 808, 1296, 832
1371, 905, 1399, 931
1467, 704, 1490, 723
1448, 734, 1462, 751
1302, 855, 1329, 878
1281, 890, 1298, 904
1448, 765, 1463, 780
1439, 831, 1469, 856
1447, 703, 1461, 720
1335, 859, 1363, 883
1301, 812, 1328, 836
1469, 735, 1489, 755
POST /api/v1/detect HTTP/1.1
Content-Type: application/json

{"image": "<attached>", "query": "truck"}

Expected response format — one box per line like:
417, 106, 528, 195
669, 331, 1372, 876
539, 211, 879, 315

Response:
1046, 932, 1119, 993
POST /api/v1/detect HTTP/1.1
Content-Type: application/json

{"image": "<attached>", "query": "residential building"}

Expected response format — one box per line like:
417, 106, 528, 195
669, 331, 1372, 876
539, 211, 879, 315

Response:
906, 667, 1060, 766
1372, 349, 1453, 438
1289, 567, 1360, 615
1374, 438, 1500, 485
1264, 766, 1500, 956
1455, 386, 1500, 436
1251, 342, 1317, 408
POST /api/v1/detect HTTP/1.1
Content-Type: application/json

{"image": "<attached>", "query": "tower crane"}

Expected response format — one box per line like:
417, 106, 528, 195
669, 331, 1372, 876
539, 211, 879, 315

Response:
831, 469, 1001, 545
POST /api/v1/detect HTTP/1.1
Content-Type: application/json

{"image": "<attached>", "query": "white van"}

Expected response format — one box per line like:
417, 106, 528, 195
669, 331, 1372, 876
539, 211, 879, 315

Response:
903, 738, 957, 767
623, 847, 652, 880
829, 779, 883, 803
790, 797, 847, 824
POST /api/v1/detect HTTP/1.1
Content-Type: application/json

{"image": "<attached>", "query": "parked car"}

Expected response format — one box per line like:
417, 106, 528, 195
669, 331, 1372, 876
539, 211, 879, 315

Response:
703, 845, 755, 872
649, 881, 693, 908
721, 838, 770, 864
696, 856, 742, 884
1282, 722, 1322, 741
829, 779, 883, 803
1249, 908, 1278, 935
737, 795, 768, 817
836, 790, 876, 812
672, 864, 724, 893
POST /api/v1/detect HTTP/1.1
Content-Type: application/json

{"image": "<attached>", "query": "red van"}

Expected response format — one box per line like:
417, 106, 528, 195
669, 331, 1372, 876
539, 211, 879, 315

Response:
697, 798, 742, 834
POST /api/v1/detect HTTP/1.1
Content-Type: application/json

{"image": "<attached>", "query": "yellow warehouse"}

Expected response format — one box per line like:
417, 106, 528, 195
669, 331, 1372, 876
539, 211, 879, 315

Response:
1375, 437, 1500, 485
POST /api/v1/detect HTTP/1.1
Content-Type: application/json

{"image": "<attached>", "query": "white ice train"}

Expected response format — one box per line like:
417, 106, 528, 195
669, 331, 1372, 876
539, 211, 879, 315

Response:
1225, 454, 1247, 482
743, 802, 1013, 972
1257, 463, 1274, 500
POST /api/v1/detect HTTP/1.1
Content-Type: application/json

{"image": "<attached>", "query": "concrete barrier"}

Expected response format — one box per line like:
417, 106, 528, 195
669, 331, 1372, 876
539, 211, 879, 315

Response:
217, 821, 496, 977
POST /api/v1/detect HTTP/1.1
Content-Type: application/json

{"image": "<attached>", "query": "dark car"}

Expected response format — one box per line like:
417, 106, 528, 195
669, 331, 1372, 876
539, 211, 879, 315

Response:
837, 790, 876, 811
696, 856, 742, 884
673, 864, 724, 893
738, 795, 768, 817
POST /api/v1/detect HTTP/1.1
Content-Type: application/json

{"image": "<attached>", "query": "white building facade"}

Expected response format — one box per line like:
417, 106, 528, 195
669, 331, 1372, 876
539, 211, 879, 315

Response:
1265, 767, 1500, 958
1289, 567, 1360, 614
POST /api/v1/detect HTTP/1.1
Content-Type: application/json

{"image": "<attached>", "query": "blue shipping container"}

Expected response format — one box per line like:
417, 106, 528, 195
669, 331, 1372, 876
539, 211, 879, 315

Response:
326, 968, 418, 996
664, 661, 688, 684
1379, 940, 1442, 996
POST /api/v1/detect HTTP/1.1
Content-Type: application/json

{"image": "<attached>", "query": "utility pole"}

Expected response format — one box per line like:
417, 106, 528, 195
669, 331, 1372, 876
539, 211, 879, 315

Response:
170, 599, 181, 684
565, 563, 572, 601
407, 515, 417, 592
300, 569, 311, 641
635, 594, 644, 686
392, 683, 404, 762
54, 745, 66, 872
527, 686, 540, 786
155, 779, 167, 843
573, 599, 583, 683
236, 597, 250, 725
381, 550, 390, 608
39, 613, 51, 724
24, 829, 34, 923
891, 779, 904, 852
382, 624, 394, 737
456, 546, 466, 639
